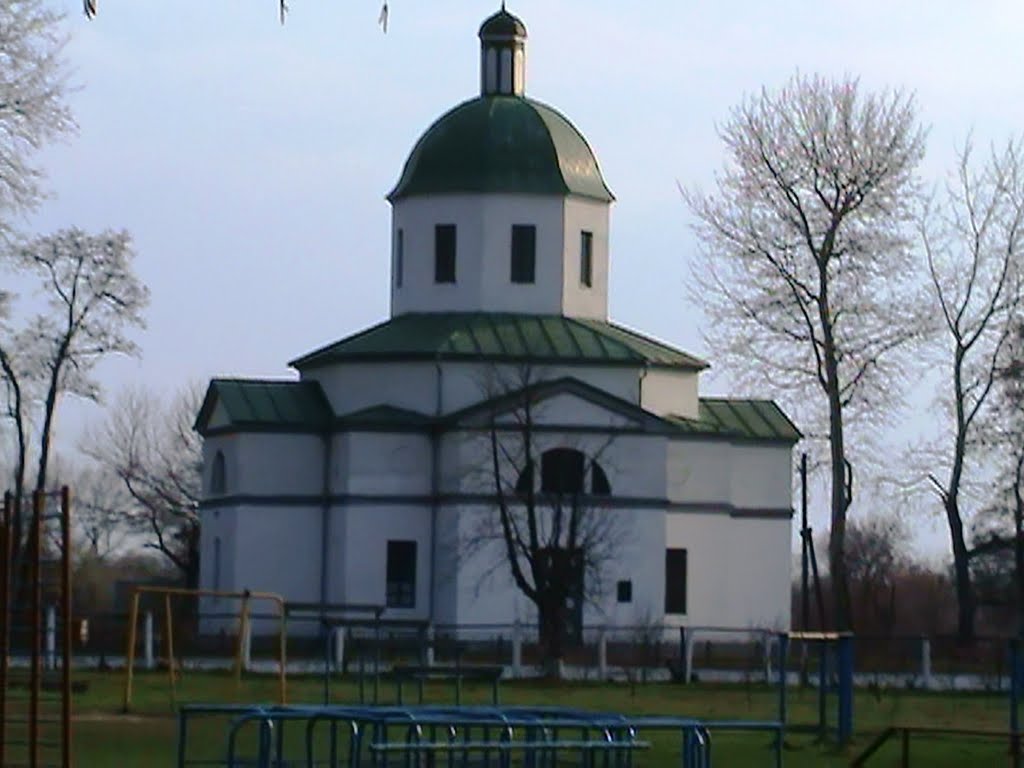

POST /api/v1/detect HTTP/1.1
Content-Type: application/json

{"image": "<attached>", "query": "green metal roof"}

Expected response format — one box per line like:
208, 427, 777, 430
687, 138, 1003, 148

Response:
388, 96, 614, 203
290, 313, 707, 370
195, 379, 333, 435
666, 399, 801, 443
479, 9, 526, 38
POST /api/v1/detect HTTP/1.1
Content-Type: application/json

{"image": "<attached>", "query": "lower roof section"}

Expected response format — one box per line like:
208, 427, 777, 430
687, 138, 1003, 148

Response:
289, 313, 709, 371
195, 375, 800, 444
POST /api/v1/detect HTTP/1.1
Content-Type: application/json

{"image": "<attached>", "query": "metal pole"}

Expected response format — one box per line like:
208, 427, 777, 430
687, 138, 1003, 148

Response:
165, 593, 177, 708
123, 591, 141, 712
0, 492, 12, 766
800, 453, 809, 631
61, 485, 72, 768
29, 490, 42, 768
144, 612, 154, 671
1012, 638, 1021, 768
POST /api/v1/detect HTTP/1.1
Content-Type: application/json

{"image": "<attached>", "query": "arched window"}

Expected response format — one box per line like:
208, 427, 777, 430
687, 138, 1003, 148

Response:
210, 450, 227, 495
516, 448, 612, 496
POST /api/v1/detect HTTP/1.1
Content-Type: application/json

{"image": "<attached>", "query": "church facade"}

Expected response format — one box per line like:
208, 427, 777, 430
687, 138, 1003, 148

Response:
195, 9, 800, 638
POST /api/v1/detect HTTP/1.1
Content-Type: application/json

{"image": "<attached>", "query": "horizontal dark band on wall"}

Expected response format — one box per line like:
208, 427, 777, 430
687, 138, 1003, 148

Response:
199, 492, 792, 519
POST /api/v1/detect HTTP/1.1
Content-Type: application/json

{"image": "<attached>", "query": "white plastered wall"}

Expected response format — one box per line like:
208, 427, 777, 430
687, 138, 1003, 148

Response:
390, 194, 611, 318
306, 361, 644, 419
561, 197, 610, 319
390, 194, 565, 315
640, 369, 699, 419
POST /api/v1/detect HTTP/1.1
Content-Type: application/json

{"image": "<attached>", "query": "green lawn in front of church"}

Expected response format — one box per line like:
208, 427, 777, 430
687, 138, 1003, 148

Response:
68, 670, 1015, 766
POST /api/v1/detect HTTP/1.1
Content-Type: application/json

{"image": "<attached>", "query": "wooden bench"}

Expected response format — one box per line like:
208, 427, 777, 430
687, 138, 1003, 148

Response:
388, 663, 504, 705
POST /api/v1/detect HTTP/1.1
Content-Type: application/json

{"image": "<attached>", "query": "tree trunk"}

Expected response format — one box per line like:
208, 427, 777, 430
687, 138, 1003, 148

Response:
537, 594, 565, 677
945, 495, 976, 644
1014, 453, 1024, 638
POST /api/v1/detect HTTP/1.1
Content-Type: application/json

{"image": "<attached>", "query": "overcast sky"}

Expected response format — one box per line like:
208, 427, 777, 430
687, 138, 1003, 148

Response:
23, 0, 1024, 555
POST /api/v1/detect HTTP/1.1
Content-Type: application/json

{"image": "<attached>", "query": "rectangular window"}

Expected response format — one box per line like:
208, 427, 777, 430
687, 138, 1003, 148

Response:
434, 224, 456, 283
510, 224, 536, 284
386, 540, 417, 609
580, 230, 593, 287
395, 228, 404, 288
664, 549, 687, 614
616, 579, 632, 604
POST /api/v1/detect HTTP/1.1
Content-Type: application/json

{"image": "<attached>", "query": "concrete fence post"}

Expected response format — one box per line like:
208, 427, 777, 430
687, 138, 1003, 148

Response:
763, 631, 773, 683
511, 621, 522, 678
45, 604, 56, 670
144, 611, 155, 670
425, 624, 435, 667
241, 617, 252, 672
921, 636, 932, 689
334, 628, 346, 671
684, 628, 695, 683
598, 627, 608, 680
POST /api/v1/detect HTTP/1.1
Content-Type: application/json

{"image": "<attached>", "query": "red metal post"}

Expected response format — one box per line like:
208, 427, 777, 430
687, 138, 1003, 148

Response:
0, 492, 11, 766
29, 490, 42, 768
61, 486, 72, 767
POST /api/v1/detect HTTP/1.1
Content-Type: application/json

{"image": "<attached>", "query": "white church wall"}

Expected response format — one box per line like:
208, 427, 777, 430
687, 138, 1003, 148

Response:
666, 440, 733, 504
640, 369, 700, 419
664, 511, 791, 632
197, 506, 239, 633
390, 194, 568, 316
443, 504, 667, 631
233, 433, 324, 496
438, 362, 640, 415
561, 197, 610, 319
341, 432, 433, 495
728, 443, 793, 510
231, 505, 323, 632
307, 361, 439, 417
341, 504, 433, 621
305, 361, 645, 420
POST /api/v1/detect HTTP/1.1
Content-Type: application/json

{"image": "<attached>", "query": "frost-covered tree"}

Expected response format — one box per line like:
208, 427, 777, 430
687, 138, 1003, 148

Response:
686, 74, 927, 630
0, 0, 75, 242
85, 384, 203, 586
920, 139, 1024, 641
1, 228, 148, 563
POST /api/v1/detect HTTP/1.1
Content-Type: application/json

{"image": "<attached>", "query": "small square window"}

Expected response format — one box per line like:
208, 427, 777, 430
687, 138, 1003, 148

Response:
580, 231, 593, 288
435, 224, 456, 283
616, 580, 632, 604
510, 224, 536, 284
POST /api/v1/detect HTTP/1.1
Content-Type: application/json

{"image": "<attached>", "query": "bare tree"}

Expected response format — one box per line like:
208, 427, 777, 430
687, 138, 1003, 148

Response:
844, 515, 906, 634
919, 139, 1024, 641
460, 368, 625, 672
686, 74, 927, 630
1, 228, 147, 579
0, 0, 75, 242
85, 384, 203, 586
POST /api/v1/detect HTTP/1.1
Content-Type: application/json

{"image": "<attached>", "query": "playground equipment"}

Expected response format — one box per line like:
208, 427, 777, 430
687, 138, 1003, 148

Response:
0, 488, 74, 768
176, 703, 785, 767
781, 631, 855, 744
122, 586, 288, 712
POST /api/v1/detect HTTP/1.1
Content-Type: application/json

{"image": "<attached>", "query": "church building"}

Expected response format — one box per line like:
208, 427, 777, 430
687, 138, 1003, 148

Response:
194, 9, 800, 638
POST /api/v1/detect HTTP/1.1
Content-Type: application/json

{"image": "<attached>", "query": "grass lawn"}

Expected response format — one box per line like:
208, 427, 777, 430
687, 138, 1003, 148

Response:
55, 671, 1019, 766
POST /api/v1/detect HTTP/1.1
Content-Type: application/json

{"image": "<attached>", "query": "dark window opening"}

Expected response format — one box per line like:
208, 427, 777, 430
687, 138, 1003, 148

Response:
541, 449, 585, 495
515, 462, 534, 495
210, 451, 226, 495
591, 463, 611, 495
434, 224, 456, 283
386, 540, 417, 608
395, 228, 404, 288
510, 224, 536, 284
617, 580, 632, 603
664, 548, 688, 614
580, 231, 593, 287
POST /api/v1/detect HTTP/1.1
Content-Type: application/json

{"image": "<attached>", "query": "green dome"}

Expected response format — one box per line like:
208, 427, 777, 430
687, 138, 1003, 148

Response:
388, 96, 615, 203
